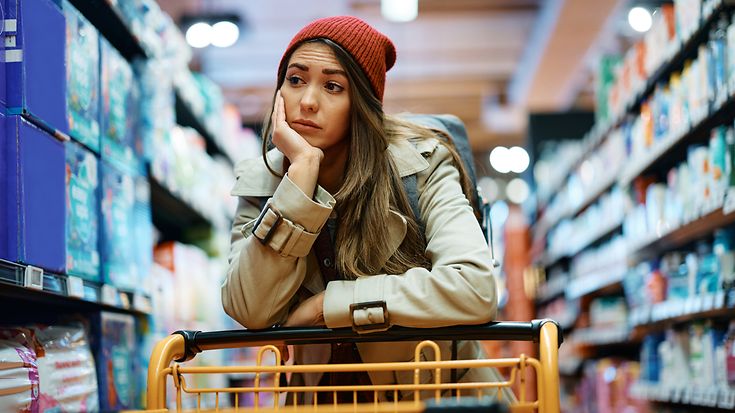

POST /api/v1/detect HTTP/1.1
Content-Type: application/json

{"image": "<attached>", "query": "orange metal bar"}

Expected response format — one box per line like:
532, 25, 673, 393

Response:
539, 322, 560, 413
147, 334, 186, 409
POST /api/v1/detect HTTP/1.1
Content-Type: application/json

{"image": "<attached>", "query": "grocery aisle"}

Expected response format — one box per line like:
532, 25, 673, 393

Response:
531, 1, 735, 411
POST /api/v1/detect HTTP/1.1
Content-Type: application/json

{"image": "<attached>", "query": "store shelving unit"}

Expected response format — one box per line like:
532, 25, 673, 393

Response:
0, 259, 151, 316
631, 382, 735, 409
175, 89, 234, 165
532, 1, 735, 409
67, 0, 147, 62
149, 175, 214, 242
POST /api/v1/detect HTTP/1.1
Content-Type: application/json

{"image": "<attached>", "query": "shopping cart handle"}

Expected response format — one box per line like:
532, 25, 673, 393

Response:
173, 319, 562, 363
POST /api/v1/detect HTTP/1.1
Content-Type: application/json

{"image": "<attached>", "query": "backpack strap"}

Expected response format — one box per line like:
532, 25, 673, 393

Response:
401, 174, 424, 236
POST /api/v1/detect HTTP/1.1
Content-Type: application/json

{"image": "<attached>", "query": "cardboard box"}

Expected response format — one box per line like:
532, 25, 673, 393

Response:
62, 0, 100, 152
99, 160, 138, 291
3, 0, 68, 135
65, 140, 100, 281
0, 114, 65, 273
90, 312, 137, 412
100, 37, 138, 170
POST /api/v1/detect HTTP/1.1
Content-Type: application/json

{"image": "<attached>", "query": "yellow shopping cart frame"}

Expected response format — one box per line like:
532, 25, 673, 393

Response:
142, 319, 562, 413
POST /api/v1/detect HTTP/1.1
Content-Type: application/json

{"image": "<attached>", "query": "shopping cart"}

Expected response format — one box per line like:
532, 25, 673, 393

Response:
130, 319, 561, 413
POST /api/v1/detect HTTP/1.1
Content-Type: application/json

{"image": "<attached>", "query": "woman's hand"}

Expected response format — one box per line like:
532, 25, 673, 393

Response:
283, 291, 325, 327
271, 90, 323, 165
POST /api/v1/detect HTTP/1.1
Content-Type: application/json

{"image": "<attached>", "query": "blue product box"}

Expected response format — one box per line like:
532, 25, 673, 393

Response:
100, 160, 138, 291
62, 0, 100, 152
3, 0, 68, 134
91, 311, 137, 412
65, 140, 100, 281
0, 114, 65, 272
100, 37, 138, 170
133, 174, 153, 295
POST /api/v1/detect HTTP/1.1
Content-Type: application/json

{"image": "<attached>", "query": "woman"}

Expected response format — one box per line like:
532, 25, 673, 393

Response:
222, 15, 510, 403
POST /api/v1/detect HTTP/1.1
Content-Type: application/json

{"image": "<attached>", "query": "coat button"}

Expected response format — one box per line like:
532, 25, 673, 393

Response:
323, 258, 333, 268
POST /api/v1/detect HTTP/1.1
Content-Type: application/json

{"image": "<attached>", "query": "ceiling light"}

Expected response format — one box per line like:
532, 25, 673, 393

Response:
628, 6, 652, 33
186, 22, 213, 48
506, 178, 530, 204
478, 176, 500, 202
211, 21, 240, 48
489, 146, 511, 174
508, 146, 530, 173
381, 0, 418, 22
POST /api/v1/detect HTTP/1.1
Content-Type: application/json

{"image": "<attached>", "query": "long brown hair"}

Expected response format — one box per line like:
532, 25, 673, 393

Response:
262, 39, 475, 278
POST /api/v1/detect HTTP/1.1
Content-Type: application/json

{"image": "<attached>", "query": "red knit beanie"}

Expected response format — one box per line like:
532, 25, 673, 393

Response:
279, 16, 397, 102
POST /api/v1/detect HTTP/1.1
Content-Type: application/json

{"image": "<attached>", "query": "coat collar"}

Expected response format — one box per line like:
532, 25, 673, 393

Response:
230, 138, 433, 197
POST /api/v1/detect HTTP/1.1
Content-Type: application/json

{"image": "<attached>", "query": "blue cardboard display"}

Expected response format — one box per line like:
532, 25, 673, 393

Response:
0, 114, 65, 273
3, 0, 68, 135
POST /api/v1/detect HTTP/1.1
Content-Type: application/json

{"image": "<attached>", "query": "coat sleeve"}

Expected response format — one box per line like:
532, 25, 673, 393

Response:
322, 144, 498, 329
222, 174, 335, 329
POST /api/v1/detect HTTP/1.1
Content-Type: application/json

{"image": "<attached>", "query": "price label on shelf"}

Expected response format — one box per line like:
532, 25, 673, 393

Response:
101, 285, 118, 306
67, 276, 84, 299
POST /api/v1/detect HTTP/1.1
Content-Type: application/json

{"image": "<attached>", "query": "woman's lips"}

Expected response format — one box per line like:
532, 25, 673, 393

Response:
292, 119, 322, 130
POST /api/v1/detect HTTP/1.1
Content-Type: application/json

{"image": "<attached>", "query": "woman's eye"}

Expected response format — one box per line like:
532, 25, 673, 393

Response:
325, 82, 344, 92
287, 76, 302, 85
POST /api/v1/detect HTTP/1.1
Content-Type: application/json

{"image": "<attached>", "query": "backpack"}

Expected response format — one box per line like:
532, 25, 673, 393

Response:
399, 114, 498, 268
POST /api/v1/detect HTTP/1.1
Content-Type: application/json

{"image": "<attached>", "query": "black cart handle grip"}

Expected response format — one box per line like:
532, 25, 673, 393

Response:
173, 319, 562, 363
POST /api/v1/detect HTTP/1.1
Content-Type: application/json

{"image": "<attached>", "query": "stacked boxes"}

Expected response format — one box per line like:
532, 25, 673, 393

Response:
100, 161, 138, 291
100, 37, 138, 170
0, 115, 65, 273
3, 0, 68, 134
62, 0, 101, 153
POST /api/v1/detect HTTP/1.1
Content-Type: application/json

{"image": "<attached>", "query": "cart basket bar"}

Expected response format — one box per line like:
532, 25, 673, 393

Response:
172, 319, 561, 363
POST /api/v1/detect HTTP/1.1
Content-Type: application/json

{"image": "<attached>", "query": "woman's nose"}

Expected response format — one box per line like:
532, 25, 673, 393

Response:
300, 86, 319, 112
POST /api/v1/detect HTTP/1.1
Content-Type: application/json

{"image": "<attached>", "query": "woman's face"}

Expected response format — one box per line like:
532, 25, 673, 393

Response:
281, 42, 351, 153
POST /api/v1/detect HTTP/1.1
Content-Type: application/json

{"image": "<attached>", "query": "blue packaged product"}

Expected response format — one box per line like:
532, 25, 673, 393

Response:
132, 174, 153, 295
62, 0, 100, 152
1, 114, 65, 272
65, 141, 100, 281
91, 312, 137, 411
3, 0, 67, 134
100, 37, 138, 170
100, 160, 138, 291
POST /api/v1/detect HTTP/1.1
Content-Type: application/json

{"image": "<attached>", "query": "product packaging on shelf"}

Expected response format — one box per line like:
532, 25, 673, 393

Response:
33, 324, 99, 413
90, 312, 138, 411
133, 174, 153, 296
100, 36, 139, 171
1, 115, 65, 273
2, 0, 68, 134
100, 160, 138, 291
0, 328, 40, 413
65, 140, 100, 281
62, 0, 101, 153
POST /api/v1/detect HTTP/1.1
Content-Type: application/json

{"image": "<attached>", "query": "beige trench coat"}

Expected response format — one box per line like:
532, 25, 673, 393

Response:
222, 136, 514, 402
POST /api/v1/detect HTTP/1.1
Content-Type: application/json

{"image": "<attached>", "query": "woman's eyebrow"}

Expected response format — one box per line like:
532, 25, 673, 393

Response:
288, 62, 309, 71
323, 68, 347, 77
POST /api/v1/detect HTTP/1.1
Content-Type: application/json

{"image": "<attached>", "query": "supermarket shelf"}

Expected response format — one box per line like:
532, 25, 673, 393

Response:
543, 215, 624, 269
631, 382, 735, 410
571, 326, 632, 348
0, 259, 151, 316
622, 0, 729, 120
68, 0, 147, 62
536, 274, 569, 304
630, 192, 735, 260
175, 90, 234, 165
565, 268, 627, 300
619, 88, 735, 187
629, 291, 735, 330
536, 0, 730, 215
149, 175, 214, 242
